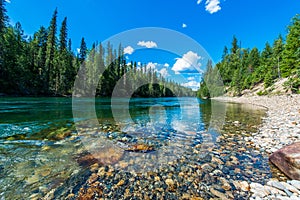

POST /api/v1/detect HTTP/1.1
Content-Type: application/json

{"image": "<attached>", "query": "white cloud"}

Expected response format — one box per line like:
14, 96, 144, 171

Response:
164, 63, 170, 67
146, 62, 158, 71
181, 81, 200, 91
172, 51, 202, 74
188, 77, 195, 81
76, 48, 81, 54
205, 0, 221, 14
159, 68, 169, 77
137, 41, 158, 48
197, 0, 202, 5
137, 62, 141, 66
124, 46, 134, 55
182, 23, 187, 28
5, 0, 11, 3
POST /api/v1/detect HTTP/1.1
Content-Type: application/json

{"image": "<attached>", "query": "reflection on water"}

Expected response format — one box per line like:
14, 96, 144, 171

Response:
0, 97, 278, 199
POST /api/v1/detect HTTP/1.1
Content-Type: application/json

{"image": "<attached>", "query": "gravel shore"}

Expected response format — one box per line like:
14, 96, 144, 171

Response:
213, 94, 300, 154
214, 94, 300, 199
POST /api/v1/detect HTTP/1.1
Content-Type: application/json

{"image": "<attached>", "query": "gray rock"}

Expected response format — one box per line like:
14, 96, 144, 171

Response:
280, 182, 300, 194
289, 180, 300, 190
267, 181, 286, 191
290, 194, 300, 200
275, 195, 292, 200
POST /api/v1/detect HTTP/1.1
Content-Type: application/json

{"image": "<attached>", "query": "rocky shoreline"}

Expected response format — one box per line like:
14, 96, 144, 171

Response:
214, 94, 300, 199
30, 95, 300, 199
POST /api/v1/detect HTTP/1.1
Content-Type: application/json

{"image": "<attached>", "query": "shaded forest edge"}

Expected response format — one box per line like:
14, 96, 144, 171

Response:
0, 2, 195, 97
198, 14, 300, 98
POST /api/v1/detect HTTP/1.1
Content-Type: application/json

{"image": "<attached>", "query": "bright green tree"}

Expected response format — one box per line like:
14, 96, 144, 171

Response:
282, 15, 300, 77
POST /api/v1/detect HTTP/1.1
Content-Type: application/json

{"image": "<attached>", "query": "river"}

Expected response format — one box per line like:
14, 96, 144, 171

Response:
0, 97, 283, 199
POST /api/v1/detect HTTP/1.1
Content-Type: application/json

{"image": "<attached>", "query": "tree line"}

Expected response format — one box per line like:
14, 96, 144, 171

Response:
198, 14, 300, 98
0, 1, 194, 97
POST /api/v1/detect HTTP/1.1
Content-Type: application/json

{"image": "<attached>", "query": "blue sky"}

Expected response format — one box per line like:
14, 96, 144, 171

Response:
5, 0, 300, 90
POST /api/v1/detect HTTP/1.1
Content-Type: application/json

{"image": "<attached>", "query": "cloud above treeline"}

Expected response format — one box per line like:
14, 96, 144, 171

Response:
197, 0, 222, 14
172, 51, 202, 74
137, 41, 158, 48
205, 0, 221, 14
124, 46, 134, 55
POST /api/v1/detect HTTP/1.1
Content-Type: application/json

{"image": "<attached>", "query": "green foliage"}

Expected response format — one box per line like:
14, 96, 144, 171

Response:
197, 60, 224, 99
197, 81, 210, 99
45, 8, 58, 94
0, 5, 194, 97
1, 2, 300, 98
282, 15, 300, 77
0, 0, 8, 82
264, 70, 274, 88
0, 0, 7, 34
257, 90, 268, 96
199, 14, 300, 96
284, 70, 300, 93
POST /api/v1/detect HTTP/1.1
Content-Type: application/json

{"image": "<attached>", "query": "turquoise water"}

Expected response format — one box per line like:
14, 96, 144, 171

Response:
0, 97, 278, 199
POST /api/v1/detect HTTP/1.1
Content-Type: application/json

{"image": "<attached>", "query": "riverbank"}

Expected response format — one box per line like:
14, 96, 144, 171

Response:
214, 94, 300, 199
213, 94, 300, 154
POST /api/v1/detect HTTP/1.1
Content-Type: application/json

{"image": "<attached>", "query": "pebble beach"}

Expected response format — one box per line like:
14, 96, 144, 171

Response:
214, 94, 300, 199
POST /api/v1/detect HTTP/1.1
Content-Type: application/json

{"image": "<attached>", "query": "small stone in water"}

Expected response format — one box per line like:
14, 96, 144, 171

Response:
117, 179, 125, 187
165, 178, 174, 187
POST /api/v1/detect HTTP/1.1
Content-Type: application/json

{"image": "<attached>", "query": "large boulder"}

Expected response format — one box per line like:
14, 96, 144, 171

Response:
269, 142, 300, 180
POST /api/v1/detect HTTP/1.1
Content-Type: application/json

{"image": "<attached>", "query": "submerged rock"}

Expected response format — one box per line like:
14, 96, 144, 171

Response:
76, 146, 124, 167
209, 186, 230, 199
46, 128, 72, 141
125, 144, 154, 153
269, 142, 300, 180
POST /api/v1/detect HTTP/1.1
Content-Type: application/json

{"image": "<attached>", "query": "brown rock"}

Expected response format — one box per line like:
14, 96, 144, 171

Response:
77, 186, 103, 200
87, 173, 98, 184
77, 146, 124, 167
182, 193, 191, 199
165, 178, 174, 187
233, 180, 250, 192
212, 156, 224, 165
116, 179, 125, 187
125, 144, 154, 153
209, 187, 230, 200
191, 197, 204, 200
269, 142, 300, 180
220, 178, 231, 191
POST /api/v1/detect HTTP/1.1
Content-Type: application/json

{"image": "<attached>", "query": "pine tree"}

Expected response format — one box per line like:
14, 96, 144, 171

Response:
57, 17, 69, 94
230, 36, 239, 54
59, 17, 67, 52
34, 26, 48, 93
222, 46, 228, 60
78, 37, 87, 63
247, 47, 260, 73
282, 14, 300, 77
45, 8, 58, 93
261, 42, 273, 66
0, 0, 8, 76
272, 35, 284, 79
0, 0, 7, 34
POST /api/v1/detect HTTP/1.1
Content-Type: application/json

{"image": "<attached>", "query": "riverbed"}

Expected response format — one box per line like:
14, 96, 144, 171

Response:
0, 97, 285, 199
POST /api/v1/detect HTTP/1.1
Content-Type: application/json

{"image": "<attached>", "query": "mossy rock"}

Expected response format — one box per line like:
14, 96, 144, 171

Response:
46, 127, 72, 141
5, 134, 26, 141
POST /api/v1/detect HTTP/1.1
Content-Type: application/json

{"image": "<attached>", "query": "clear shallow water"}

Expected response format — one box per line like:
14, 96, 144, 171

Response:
0, 97, 282, 199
